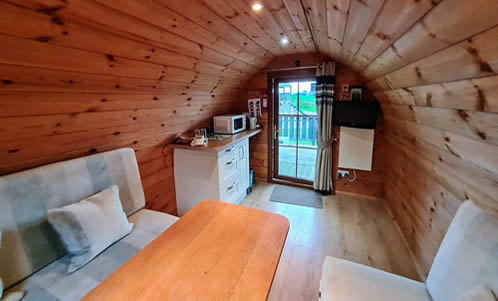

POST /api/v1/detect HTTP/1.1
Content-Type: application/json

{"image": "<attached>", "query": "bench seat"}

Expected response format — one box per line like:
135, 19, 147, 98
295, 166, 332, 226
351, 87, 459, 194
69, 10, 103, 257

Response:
6, 209, 178, 301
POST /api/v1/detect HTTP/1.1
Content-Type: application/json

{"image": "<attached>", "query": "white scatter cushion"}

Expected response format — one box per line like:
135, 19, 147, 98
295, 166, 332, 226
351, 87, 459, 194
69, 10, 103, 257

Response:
47, 185, 133, 273
460, 286, 496, 301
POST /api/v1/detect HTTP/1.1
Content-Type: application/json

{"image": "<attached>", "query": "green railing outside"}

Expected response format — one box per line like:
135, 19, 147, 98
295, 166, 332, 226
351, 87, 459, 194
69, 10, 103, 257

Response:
278, 115, 318, 147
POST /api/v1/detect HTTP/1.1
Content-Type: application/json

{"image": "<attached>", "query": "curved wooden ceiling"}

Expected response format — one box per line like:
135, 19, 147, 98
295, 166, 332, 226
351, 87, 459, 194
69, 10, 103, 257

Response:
4, 0, 497, 91
74, 0, 498, 85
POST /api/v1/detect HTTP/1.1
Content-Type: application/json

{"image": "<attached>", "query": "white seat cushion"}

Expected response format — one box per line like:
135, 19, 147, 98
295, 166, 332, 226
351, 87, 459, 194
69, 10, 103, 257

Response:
127, 208, 178, 237
6, 209, 178, 301
321, 256, 431, 301
460, 286, 496, 301
426, 200, 498, 301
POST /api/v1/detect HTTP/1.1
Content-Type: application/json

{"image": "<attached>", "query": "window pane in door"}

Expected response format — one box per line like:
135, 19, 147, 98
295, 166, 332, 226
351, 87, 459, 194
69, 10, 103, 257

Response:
278, 83, 298, 115
278, 147, 297, 178
296, 81, 317, 181
297, 148, 317, 181
297, 81, 317, 117
278, 82, 298, 147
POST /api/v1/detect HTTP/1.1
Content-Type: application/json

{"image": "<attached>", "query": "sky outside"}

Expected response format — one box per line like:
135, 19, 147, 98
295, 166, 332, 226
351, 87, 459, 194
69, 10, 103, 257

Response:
288, 81, 315, 94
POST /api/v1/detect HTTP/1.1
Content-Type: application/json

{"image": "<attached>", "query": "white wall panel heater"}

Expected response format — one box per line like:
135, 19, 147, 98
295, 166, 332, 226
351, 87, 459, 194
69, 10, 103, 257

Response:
338, 126, 375, 171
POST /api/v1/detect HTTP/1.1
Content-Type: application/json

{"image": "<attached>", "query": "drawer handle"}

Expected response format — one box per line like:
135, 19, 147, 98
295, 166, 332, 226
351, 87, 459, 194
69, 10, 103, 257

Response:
226, 159, 236, 166
226, 182, 236, 191
225, 146, 235, 152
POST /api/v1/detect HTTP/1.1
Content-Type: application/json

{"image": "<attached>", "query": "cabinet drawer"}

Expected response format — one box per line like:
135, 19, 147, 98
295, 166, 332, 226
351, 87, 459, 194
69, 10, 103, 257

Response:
221, 173, 239, 202
220, 155, 238, 179
218, 144, 237, 161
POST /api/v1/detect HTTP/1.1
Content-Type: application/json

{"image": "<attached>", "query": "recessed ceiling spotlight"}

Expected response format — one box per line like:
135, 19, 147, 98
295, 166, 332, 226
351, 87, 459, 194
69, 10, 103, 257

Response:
281, 37, 289, 45
252, 3, 263, 11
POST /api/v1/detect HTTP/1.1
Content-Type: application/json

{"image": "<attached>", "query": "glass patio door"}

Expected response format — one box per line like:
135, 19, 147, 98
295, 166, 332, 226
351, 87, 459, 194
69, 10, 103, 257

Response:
274, 79, 318, 184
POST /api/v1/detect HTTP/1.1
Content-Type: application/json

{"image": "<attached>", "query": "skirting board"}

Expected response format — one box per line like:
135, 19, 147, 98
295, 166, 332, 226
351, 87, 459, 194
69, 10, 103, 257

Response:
254, 177, 268, 183
335, 190, 384, 202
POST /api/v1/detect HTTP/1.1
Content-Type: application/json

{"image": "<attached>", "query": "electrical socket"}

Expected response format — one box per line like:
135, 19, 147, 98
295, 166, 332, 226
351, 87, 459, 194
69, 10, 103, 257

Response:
337, 170, 350, 178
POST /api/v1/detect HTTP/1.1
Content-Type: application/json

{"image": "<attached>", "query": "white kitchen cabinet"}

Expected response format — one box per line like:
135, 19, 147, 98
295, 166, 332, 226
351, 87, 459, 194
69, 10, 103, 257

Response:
174, 139, 250, 216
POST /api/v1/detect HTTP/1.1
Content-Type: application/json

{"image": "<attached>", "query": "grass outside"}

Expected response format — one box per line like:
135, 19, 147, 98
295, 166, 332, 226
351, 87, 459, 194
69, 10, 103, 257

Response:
290, 94, 317, 115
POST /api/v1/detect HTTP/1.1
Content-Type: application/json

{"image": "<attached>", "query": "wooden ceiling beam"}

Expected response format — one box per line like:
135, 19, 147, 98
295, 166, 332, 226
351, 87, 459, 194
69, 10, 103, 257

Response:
154, 0, 270, 60
94, 0, 258, 63
255, 0, 312, 52
373, 75, 498, 113
302, 0, 329, 54
351, 0, 439, 71
340, 0, 385, 64
368, 25, 498, 91
325, 0, 350, 60
0, 1, 249, 81
364, 0, 498, 80
235, 0, 301, 54
198, 0, 285, 55
282, 0, 316, 51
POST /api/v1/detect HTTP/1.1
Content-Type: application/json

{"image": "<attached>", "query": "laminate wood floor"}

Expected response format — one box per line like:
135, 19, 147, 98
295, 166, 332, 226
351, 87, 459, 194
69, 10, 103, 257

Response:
240, 183, 420, 301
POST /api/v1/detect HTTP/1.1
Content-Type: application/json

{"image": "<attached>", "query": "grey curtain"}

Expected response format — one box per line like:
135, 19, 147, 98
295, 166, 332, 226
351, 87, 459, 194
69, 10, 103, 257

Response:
313, 61, 335, 192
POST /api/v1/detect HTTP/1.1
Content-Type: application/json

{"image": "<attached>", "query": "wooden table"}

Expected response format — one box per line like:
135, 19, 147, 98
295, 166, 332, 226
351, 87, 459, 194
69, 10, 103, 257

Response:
83, 200, 289, 301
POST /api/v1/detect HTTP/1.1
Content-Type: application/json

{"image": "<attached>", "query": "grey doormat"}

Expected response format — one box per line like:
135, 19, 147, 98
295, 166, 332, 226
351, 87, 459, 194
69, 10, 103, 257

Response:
270, 186, 323, 208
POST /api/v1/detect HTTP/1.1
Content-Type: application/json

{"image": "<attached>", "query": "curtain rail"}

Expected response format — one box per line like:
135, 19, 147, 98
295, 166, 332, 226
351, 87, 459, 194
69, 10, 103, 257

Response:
259, 66, 318, 73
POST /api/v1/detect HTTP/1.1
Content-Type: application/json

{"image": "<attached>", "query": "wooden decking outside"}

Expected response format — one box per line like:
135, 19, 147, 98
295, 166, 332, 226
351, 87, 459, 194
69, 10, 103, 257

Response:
240, 183, 420, 301
277, 147, 317, 181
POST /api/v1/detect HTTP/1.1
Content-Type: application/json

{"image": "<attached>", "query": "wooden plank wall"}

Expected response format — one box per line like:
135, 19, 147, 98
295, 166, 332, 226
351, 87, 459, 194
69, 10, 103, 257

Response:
238, 53, 386, 198
365, 1, 498, 278
2, 0, 496, 273
0, 0, 267, 215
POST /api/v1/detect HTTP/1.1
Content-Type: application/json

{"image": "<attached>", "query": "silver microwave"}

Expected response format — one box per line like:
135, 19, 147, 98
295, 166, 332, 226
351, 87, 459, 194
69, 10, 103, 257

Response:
213, 114, 246, 134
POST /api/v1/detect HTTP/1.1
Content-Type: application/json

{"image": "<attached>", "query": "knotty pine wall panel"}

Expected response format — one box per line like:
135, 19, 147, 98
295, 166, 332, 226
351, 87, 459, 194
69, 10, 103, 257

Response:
368, 21, 498, 278
0, 0, 257, 215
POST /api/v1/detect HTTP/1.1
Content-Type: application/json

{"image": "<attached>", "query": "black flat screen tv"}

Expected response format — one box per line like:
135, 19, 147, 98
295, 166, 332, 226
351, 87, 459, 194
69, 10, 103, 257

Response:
333, 101, 379, 129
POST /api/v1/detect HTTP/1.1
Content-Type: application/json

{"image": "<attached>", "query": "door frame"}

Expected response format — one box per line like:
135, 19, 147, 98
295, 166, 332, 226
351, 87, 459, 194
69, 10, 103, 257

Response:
267, 68, 317, 187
